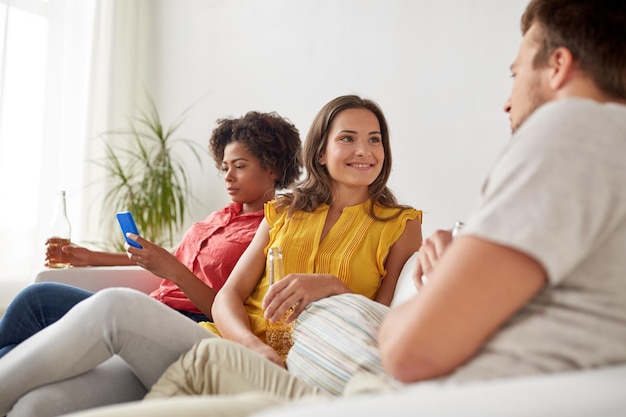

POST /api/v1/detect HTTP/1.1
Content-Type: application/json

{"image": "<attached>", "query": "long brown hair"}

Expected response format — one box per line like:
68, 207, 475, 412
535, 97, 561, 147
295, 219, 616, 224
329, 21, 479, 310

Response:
277, 95, 410, 221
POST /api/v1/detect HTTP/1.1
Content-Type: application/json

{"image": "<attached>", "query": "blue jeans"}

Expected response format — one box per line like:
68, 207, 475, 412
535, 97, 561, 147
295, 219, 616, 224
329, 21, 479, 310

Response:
0, 282, 93, 359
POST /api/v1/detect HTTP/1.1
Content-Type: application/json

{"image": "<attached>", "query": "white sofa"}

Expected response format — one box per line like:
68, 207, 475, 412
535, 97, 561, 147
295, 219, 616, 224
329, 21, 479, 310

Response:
31, 257, 626, 417
35, 265, 163, 294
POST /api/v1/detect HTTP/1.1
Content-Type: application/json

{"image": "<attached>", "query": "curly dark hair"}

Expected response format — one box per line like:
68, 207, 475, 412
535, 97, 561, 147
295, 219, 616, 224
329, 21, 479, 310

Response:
209, 111, 303, 189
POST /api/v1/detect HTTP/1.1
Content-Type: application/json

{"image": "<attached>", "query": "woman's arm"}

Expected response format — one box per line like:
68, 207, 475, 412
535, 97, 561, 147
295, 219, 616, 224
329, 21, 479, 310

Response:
375, 216, 423, 305
211, 220, 282, 363
166, 266, 217, 320
379, 236, 546, 382
54, 245, 134, 267
124, 234, 217, 318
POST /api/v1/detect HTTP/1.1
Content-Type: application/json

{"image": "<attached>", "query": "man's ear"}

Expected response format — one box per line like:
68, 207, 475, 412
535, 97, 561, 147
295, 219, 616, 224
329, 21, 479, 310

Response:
547, 47, 575, 90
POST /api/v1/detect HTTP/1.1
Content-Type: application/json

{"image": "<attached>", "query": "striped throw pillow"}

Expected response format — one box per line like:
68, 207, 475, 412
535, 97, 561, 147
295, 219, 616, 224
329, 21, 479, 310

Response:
286, 293, 390, 396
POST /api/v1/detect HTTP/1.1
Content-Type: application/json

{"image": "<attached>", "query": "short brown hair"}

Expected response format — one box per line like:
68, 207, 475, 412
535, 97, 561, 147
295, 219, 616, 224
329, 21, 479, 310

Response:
521, 0, 626, 100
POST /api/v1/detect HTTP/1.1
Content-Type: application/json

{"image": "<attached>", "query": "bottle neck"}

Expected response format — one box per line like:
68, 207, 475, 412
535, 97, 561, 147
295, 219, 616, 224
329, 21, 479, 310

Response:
49, 191, 71, 238
55, 195, 67, 217
268, 247, 284, 286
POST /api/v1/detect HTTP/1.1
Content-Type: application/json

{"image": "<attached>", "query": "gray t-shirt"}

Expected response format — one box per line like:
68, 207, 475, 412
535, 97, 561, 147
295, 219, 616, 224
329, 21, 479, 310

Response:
449, 98, 626, 381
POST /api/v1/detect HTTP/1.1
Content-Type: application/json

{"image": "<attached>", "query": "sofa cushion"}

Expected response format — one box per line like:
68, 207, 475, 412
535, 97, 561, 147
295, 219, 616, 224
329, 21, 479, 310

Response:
286, 293, 390, 396
390, 251, 418, 308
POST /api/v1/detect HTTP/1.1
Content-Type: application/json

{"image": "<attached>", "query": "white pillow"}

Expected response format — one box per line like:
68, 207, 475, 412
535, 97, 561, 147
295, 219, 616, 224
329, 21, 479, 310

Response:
285, 253, 419, 396
286, 293, 390, 396
390, 251, 418, 308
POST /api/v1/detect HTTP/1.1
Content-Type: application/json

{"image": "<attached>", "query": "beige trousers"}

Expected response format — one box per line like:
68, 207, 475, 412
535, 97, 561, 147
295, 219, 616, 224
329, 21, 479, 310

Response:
145, 338, 330, 416
56, 339, 397, 417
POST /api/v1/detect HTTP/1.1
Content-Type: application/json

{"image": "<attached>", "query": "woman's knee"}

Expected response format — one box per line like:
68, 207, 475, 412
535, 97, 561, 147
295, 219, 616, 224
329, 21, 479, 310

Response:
4, 283, 71, 320
85, 288, 161, 320
83, 288, 140, 316
17, 283, 92, 308
13, 283, 65, 305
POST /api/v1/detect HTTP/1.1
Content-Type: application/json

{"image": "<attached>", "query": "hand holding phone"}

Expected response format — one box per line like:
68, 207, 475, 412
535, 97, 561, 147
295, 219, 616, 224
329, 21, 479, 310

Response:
116, 211, 143, 249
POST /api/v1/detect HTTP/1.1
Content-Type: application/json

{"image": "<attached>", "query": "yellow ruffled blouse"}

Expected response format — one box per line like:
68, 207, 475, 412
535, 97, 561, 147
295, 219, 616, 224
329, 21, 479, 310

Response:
200, 199, 421, 341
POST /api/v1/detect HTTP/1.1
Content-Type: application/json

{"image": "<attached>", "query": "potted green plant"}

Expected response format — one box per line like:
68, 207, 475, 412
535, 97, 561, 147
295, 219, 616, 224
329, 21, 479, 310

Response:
96, 95, 203, 250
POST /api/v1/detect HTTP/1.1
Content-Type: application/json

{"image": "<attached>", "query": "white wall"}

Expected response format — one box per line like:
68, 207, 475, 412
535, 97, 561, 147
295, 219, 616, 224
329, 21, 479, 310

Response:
1, 0, 530, 310
138, 0, 529, 239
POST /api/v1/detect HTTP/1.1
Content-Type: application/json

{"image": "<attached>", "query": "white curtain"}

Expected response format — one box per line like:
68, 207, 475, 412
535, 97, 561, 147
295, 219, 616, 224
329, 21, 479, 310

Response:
81, 0, 149, 248
0, 0, 148, 284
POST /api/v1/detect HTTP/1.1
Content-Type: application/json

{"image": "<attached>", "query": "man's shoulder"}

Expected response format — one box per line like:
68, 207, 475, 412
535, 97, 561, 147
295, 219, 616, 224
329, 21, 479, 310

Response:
527, 98, 626, 130
513, 99, 626, 153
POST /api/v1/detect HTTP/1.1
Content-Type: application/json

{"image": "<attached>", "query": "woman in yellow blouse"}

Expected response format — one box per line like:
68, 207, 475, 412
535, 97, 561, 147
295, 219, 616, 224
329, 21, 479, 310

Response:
207, 94, 423, 366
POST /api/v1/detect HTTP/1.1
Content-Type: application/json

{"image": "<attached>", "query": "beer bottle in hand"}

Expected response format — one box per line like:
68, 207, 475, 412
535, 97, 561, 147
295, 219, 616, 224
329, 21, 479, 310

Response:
265, 247, 294, 362
46, 190, 71, 268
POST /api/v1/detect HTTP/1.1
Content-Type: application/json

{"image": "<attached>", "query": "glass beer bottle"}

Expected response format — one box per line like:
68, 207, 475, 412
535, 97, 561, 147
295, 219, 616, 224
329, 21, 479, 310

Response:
265, 247, 294, 362
46, 190, 72, 268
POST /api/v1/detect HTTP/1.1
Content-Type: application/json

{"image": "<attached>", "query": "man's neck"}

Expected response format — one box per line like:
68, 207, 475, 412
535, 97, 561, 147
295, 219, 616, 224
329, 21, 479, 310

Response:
557, 76, 626, 105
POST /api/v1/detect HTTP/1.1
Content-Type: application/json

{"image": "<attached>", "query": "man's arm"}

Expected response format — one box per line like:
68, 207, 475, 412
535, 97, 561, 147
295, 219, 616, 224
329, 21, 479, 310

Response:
379, 236, 546, 382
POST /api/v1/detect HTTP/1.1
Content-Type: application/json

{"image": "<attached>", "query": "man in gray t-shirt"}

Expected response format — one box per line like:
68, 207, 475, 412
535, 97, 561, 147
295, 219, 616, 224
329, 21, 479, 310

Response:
379, 0, 626, 384
448, 98, 626, 381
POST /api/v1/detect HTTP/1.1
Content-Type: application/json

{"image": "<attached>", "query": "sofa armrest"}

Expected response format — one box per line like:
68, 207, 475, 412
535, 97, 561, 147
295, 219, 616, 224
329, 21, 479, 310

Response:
35, 266, 162, 295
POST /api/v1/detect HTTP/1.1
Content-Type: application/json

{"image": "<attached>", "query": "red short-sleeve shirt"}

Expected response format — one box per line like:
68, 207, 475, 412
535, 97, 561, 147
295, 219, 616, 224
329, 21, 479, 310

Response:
149, 202, 263, 313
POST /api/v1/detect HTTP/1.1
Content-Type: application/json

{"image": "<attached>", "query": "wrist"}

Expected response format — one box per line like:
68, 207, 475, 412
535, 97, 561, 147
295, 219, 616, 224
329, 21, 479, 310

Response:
329, 274, 349, 295
84, 250, 99, 266
239, 333, 265, 350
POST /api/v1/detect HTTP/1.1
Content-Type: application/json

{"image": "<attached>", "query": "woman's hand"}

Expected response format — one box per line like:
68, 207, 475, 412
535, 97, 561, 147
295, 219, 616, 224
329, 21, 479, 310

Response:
124, 233, 185, 281
262, 273, 350, 324
45, 242, 92, 267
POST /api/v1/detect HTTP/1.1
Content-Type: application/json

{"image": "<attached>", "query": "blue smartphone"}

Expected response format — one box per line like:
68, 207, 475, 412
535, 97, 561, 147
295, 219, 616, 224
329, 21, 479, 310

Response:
116, 211, 142, 248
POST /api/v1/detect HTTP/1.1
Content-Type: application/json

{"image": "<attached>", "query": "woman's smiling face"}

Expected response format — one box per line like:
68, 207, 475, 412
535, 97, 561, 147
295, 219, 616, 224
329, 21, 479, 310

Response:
320, 108, 384, 193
